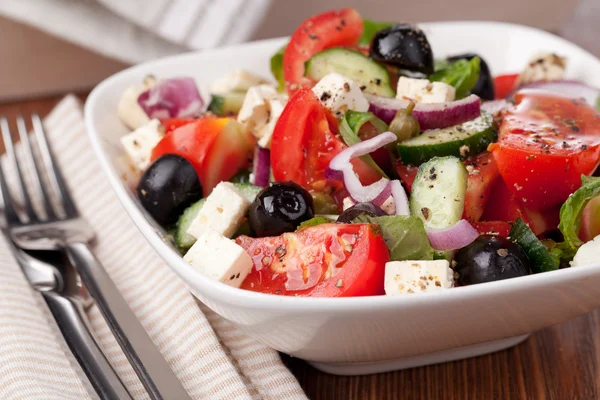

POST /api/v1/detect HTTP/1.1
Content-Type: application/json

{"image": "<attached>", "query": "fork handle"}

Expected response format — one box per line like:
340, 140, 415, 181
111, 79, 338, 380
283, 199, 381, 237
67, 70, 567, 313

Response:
64, 242, 191, 400
43, 292, 132, 400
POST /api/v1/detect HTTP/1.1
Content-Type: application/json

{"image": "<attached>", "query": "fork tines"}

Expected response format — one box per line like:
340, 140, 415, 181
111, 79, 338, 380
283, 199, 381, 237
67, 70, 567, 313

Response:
0, 114, 77, 224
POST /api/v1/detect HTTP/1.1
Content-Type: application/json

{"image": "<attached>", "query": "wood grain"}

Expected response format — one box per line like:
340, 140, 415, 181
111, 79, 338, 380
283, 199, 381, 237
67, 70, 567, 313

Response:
283, 311, 600, 399
4, 95, 599, 400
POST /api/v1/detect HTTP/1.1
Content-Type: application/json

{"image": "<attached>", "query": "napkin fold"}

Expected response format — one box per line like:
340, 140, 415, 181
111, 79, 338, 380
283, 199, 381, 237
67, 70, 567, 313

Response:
0, 0, 271, 64
0, 95, 307, 400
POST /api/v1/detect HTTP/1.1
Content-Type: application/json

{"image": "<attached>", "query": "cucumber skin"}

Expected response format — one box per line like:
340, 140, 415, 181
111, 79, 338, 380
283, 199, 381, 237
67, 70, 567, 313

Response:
509, 218, 558, 273
234, 183, 263, 203
270, 45, 286, 92
175, 198, 206, 250
174, 183, 262, 250
208, 92, 245, 116
409, 156, 468, 230
397, 113, 497, 166
304, 48, 395, 97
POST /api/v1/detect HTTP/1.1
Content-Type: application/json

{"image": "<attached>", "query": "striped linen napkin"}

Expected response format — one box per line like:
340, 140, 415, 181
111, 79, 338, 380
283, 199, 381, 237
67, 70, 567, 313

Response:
0, 95, 307, 400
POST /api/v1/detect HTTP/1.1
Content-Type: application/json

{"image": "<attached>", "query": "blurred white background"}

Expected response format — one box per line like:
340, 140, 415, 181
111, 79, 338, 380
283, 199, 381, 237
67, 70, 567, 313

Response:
0, 0, 596, 100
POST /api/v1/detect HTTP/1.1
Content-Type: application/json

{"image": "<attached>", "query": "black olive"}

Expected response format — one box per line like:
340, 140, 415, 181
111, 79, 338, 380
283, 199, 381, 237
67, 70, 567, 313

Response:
249, 182, 314, 237
447, 53, 494, 100
337, 202, 387, 223
137, 154, 203, 225
370, 24, 434, 74
454, 235, 530, 286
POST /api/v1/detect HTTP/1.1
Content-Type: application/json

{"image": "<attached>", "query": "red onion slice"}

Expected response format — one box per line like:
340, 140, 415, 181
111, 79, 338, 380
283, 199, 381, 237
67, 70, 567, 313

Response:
370, 181, 391, 207
366, 93, 481, 131
510, 80, 600, 106
329, 132, 396, 203
252, 146, 270, 187
481, 99, 513, 117
426, 219, 479, 251
390, 180, 409, 216
138, 77, 204, 120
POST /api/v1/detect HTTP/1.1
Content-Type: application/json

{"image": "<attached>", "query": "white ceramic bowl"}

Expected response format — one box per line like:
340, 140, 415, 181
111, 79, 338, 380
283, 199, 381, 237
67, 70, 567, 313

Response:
85, 21, 600, 375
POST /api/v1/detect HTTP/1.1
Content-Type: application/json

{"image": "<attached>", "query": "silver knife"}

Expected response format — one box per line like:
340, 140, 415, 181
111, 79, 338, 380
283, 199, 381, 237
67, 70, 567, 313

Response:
1, 231, 132, 400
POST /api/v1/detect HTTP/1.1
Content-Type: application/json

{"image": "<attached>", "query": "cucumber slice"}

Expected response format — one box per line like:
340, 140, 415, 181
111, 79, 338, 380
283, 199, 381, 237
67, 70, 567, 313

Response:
509, 218, 558, 273
305, 48, 395, 97
233, 183, 263, 202
174, 183, 262, 250
208, 92, 246, 116
410, 156, 468, 230
397, 111, 496, 166
175, 198, 206, 250
270, 45, 286, 92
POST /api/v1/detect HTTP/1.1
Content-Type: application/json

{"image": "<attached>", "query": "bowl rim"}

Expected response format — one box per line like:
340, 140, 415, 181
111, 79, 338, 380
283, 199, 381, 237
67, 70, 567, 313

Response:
84, 20, 600, 312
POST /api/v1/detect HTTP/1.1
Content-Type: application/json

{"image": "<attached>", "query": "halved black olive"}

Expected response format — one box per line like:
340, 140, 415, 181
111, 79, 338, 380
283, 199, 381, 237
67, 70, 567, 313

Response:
137, 154, 203, 225
370, 24, 434, 75
454, 235, 530, 286
337, 202, 387, 223
249, 182, 315, 237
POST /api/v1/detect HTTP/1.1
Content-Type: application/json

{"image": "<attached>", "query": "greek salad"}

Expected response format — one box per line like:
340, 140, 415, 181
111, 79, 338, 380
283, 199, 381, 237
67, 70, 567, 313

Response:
118, 9, 600, 297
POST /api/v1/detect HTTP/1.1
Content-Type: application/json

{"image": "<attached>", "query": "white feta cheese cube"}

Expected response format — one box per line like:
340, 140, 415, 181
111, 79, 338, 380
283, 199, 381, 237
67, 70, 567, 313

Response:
120, 119, 164, 171
342, 197, 356, 211
396, 77, 456, 103
570, 235, 600, 267
183, 229, 253, 288
210, 69, 269, 94
186, 182, 250, 239
311, 73, 369, 117
257, 97, 285, 149
380, 196, 396, 215
117, 85, 150, 130
237, 84, 278, 130
518, 52, 567, 85
384, 260, 454, 295
237, 85, 285, 149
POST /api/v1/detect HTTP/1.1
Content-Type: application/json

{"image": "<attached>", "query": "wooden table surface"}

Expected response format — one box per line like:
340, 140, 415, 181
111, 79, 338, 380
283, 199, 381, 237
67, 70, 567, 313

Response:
2, 94, 599, 400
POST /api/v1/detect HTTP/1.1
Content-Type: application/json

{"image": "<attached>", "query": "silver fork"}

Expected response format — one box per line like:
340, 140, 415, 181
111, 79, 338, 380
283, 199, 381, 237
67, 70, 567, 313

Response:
0, 216, 132, 400
0, 114, 191, 400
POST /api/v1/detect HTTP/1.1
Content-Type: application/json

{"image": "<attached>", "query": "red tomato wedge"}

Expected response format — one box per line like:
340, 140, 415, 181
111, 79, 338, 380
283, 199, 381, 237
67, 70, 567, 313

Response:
462, 152, 500, 222
480, 178, 521, 222
472, 221, 511, 237
236, 224, 389, 297
151, 118, 252, 196
481, 177, 560, 235
271, 88, 381, 192
395, 161, 419, 192
491, 90, 600, 211
283, 8, 363, 95
396, 152, 500, 222
494, 73, 519, 99
161, 118, 196, 135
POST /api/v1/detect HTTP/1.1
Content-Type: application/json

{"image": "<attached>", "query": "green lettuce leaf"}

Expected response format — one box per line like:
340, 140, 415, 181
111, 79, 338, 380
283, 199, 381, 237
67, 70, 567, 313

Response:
434, 59, 451, 72
358, 20, 394, 46
353, 215, 434, 261
270, 44, 287, 92
298, 216, 333, 229
509, 218, 558, 273
558, 175, 600, 256
429, 57, 480, 99
339, 111, 389, 178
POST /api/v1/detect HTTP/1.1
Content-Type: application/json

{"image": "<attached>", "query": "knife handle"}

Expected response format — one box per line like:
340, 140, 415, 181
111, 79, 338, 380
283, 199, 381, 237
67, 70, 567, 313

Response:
43, 292, 132, 400
64, 242, 191, 400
